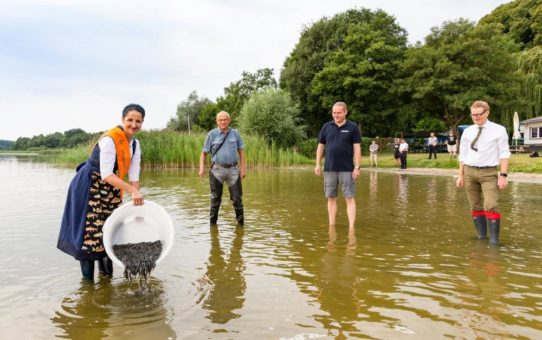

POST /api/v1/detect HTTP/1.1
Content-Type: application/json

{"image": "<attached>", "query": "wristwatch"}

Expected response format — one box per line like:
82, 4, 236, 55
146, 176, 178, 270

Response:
499, 173, 508, 177
354, 166, 361, 170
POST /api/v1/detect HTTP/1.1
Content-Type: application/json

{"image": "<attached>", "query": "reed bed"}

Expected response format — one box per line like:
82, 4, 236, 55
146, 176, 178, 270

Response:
139, 130, 311, 168
44, 130, 312, 168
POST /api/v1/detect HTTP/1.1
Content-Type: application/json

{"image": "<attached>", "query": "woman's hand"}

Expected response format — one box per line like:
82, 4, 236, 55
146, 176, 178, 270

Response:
131, 188, 144, 206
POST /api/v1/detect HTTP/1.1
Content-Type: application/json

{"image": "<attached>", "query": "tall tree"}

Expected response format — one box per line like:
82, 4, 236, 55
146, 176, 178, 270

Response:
63, 128, 91, 147
395, 19, 521, 132
280, 8, 408, 137
167, 91, 213, 132
216, 68, 277, 123
518, 46, 542, 116
479, 0, 542, 49
310, 13, 408, 137
196, 102, 221, 131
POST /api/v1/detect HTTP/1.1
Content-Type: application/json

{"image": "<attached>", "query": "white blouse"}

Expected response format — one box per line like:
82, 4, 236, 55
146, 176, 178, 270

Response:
98, 136, 141, 181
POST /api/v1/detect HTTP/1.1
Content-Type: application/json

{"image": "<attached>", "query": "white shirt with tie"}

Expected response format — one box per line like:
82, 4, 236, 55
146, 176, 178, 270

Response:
458, 120, 510, 167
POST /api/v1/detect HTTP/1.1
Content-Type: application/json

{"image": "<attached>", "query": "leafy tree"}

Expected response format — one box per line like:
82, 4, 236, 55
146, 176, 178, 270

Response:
196, 102, 221, 131
518, 46, 542, 116
239, 88, 305, 148
43, 132, 63, 148
14, 137, 31, 150
480, 0, 542, 49
414, 117, 447, 132
310, 12, 408, 137
280, 8, 407, 137
167, 91, 213, 132
395, 19, 521, 132
63, 128, 91, 147
216, 68, 277, 123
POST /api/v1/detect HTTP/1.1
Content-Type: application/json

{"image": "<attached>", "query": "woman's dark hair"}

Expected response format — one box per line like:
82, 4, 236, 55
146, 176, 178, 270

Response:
122, 104, 145, 119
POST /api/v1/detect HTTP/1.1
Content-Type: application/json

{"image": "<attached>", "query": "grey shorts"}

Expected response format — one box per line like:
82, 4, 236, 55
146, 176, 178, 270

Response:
324, 171, 356, 198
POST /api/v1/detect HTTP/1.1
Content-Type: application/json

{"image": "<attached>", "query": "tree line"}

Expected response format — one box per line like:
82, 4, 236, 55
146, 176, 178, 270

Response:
0, 140, 14, 150
13, 129, 100, 150
13, 0, 542, 151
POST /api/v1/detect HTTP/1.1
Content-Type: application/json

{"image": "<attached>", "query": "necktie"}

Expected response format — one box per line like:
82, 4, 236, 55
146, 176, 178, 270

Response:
470, 126, 483, 151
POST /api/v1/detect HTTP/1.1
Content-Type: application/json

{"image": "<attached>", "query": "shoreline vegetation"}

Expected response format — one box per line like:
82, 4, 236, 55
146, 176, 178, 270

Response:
2, 130, 541, 175
27, 131, 313, 168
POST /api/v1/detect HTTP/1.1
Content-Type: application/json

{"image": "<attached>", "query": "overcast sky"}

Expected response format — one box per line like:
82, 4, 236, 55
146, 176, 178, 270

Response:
0, 0, 511, 140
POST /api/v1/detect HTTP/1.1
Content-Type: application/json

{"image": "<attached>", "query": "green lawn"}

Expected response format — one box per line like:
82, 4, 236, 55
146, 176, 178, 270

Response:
362, 152, 542, 173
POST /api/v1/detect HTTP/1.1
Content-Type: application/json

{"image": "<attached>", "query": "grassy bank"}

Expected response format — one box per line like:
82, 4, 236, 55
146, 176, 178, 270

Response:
42, 130, 312, 168
11, 132, 541, 173
365, 152, 542, 173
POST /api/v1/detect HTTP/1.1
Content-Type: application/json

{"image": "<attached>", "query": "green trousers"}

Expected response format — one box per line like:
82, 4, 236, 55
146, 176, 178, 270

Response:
464, 165, 499, 212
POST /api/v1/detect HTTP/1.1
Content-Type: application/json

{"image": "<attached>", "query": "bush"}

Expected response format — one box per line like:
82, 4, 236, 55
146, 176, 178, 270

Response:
239, 89, 306, 148
414, 117, 447, 133
297, 139, 317, 158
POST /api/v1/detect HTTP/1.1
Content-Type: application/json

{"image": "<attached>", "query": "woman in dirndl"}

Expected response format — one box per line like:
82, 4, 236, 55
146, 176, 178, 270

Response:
57, 104, 145, 281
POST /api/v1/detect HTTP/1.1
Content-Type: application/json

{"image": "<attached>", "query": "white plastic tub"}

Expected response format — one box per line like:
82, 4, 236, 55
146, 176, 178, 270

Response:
103, 200, 175, 269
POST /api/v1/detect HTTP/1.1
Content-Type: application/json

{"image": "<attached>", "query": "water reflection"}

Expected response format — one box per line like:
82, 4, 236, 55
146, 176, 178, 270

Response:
51, 280, 112, 339
464, 243, 510, 338
443, 175, 457, 207
52, 278, 176, 339
367, 171, 378, 212
201, 226, 246, 326
425, 177, 437, 207
393, 174, 409, 225
318, 236, 360, 338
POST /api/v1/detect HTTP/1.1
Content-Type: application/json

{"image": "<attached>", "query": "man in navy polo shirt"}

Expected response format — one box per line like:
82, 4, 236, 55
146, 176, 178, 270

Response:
315, 102, 362, 244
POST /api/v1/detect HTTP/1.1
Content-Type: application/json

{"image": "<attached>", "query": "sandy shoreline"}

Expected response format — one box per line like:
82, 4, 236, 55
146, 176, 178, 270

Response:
361, 167, 542, 183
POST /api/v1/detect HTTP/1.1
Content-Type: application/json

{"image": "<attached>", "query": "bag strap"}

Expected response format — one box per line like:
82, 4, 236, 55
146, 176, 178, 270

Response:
211, 129, 231, 158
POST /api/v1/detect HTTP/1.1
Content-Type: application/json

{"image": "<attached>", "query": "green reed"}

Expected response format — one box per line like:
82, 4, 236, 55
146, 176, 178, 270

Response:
138, 130, 311, 168
37, 147, 92, 165
44, 130, 312, 168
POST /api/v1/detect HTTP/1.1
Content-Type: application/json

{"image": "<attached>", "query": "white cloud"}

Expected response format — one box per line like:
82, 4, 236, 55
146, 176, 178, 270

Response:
0, 0, 510, 140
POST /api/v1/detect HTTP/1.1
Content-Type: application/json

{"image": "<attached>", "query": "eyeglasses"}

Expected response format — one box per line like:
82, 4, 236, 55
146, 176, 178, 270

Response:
470, 110, 486, 117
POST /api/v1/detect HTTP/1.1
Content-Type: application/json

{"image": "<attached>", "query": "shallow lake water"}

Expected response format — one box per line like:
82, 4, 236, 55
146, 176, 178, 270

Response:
1, 155, 541, 339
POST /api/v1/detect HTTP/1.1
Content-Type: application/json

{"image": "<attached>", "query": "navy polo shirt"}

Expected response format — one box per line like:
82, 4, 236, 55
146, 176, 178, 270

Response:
318, 119, 361, 171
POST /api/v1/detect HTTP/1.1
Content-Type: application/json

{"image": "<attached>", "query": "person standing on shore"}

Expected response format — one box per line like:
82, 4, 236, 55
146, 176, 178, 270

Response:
393, 138, 401, 167
399, 138, 409, 169
369, 140, 379, 167
456, 100, 510, 245
315, 102, 361, 244
427, 132, 438, 159
446, 131, 457, 159
57, 104, 145, 281
199, 111, 246, 226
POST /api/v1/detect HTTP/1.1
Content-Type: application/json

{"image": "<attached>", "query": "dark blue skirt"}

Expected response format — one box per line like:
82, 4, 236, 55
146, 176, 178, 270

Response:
57, 160, 99, 260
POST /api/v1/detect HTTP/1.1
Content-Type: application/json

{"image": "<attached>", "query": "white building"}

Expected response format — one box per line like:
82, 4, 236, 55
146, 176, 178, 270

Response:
520, 116, 542, 149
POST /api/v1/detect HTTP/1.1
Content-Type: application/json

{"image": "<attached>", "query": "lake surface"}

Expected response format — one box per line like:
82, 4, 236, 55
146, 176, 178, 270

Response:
1, 154, 541, 339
